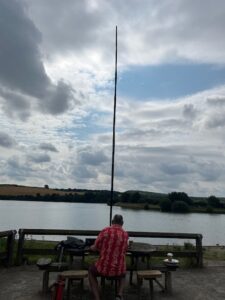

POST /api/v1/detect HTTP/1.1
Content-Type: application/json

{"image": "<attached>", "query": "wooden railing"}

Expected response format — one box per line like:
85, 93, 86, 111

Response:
17, 228, 203, 267
0, 230, 16, 267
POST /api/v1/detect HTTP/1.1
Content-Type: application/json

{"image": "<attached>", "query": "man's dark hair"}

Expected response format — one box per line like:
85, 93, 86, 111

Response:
112, 214, 124, 226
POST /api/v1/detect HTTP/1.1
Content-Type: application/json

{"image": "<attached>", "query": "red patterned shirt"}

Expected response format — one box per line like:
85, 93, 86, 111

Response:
94, 224, 128, 276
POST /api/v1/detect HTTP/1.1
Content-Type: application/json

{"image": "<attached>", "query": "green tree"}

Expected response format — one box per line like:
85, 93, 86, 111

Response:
144, 203, 149, 210
171, 201, 190, 213
206, 206, 214, 213
194, 200, 207, 207
207, 195, 220, 208
121, 192, 130, 203
168, 192, 193, 205
160, 199, 172, 212
131, 192, 141, 203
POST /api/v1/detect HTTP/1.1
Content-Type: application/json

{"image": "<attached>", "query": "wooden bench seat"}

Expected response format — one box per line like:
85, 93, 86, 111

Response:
137, 270, 162, 300
60, 270, 88, 300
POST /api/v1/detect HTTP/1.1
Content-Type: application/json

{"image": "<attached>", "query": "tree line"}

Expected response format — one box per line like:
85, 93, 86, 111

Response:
120, 191, 224, 213
0, 189, 224, 213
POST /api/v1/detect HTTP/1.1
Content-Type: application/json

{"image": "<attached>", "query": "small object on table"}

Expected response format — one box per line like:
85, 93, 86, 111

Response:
36, 258, 52, 269
167, 252, 173, 262
163, 258, 179, 267
36, 258, 69, 294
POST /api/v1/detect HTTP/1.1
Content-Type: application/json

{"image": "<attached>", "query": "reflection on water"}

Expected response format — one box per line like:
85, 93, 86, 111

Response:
0, 200, 224, 245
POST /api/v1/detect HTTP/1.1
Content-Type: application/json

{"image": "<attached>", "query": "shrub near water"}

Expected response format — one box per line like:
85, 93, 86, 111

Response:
160, 199, 171, 212
171, 201, 190, 213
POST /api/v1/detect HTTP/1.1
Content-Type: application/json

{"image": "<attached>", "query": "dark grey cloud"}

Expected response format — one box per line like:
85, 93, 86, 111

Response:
4, 156, 32, 181
39, 142, 58, 152
72, 165, 97, 181
183, 104, 197, 119
0, 87, 31, 121
207, 96, 225, 106
28, 153, 51, 163
197, 161, 222, 181
0, 0, 73, 118
0, 0, 47, 97
79, 150, 108, 166
205, 113, 225, 129
40, 81, 72, 115
0, 132, 16, 148
160, 163, 190, 175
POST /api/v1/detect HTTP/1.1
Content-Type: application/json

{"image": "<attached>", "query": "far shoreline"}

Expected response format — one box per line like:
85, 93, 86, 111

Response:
1, 198, 225, 215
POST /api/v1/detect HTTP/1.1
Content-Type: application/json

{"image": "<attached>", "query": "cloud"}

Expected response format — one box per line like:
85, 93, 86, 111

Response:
27, 153, 51, 163
205, 113, 225, 129
160, 163, 190, 175
0, 0, 74, 119
2, 156, 32, 181
27, 0, 225, 66
79, 149, 108, 166
183, 104, 197, 119
39, 142, 58, 152
0, 132, 16, 148
72, 165, 98, 181
207, 96, 225, 106
0, 87, 31, 121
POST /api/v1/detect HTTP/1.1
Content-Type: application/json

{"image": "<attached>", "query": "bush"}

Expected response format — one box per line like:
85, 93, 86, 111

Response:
184, 242, 194, 250
121, 192, 130, 203
207, 195, 220, 208
144, 203, 149, 210
171, 201, 190, 213
206, 206, 214, 213
194, 200, 207, 207
168, 191, 193, 205
160, 199, 171, 212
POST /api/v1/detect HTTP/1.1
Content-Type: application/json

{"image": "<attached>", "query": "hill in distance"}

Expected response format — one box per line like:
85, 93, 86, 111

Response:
0, 184, 82, 196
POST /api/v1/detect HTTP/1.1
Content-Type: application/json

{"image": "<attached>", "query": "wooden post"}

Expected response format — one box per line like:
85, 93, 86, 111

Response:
17, 229, 25, 265
6, 230, 16, 267
196, 234, 203, 267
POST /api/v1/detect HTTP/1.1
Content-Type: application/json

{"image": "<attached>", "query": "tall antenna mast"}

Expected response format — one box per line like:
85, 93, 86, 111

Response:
109, 26, 118, 225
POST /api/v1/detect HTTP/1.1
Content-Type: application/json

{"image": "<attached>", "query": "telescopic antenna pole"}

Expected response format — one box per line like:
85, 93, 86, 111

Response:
110, 26, 118, 226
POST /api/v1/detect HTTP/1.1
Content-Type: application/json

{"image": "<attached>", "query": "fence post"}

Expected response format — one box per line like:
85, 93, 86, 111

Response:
17, 229, 25, 265
196, 234, 203, 267
6, 230, 16, 267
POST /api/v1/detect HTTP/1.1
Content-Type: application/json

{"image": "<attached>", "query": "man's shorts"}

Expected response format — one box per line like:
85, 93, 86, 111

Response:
89, 264, 126, 278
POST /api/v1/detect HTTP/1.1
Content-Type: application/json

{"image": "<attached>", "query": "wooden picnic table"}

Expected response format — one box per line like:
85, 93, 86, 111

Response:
127, 242, 156, 284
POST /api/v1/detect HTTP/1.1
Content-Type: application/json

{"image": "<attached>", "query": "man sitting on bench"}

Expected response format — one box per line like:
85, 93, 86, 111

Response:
88, 214, 128, 300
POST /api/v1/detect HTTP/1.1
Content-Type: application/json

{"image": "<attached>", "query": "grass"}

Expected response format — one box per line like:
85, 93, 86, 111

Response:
203, 246, 225, 261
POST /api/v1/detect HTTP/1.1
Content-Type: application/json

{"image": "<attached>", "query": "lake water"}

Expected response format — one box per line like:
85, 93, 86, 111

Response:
0, 200, 224, 245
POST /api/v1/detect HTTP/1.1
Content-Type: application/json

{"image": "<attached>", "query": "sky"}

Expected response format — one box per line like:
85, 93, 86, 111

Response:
1, 0, 225, 196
